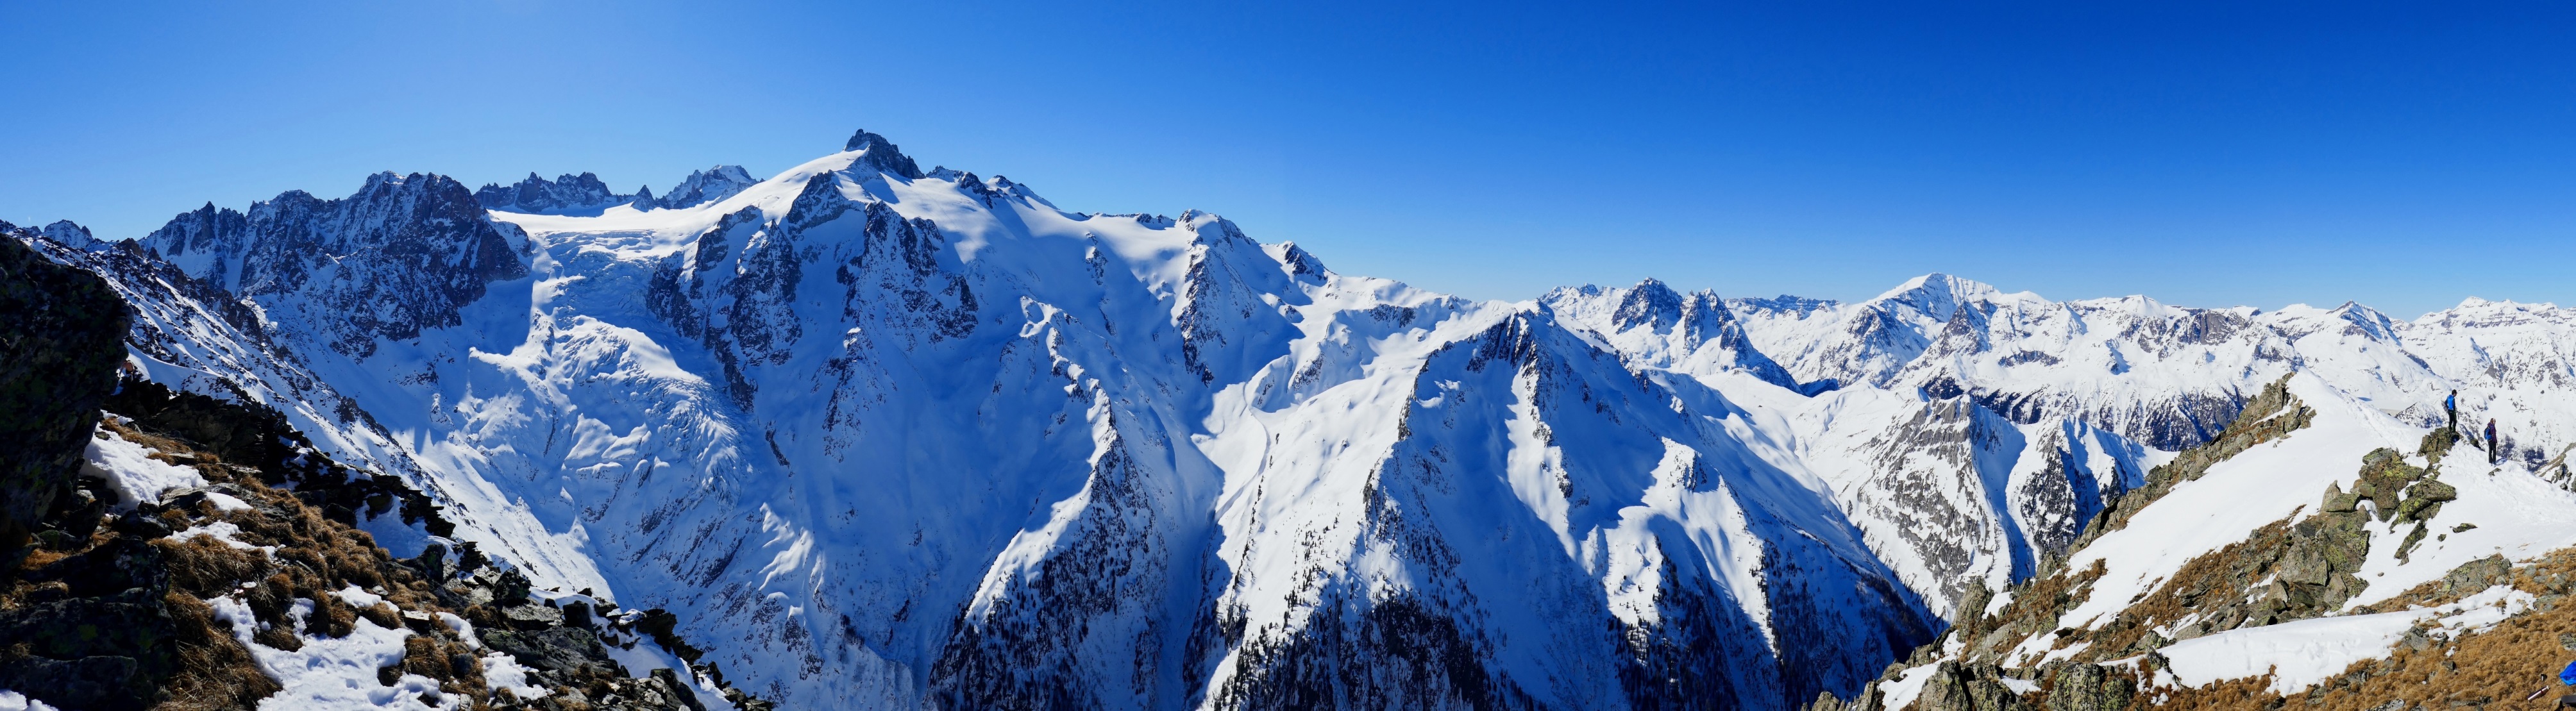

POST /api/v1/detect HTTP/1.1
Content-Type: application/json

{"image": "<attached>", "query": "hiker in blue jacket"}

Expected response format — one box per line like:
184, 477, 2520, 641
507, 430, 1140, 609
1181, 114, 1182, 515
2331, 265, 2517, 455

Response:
2446, 390, 2458, 432
2488, 419, 2502, 465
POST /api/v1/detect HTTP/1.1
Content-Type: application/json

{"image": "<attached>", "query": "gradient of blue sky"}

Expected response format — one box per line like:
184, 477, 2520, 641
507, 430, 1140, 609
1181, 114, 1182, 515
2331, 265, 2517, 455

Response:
3, 1, 2571, 316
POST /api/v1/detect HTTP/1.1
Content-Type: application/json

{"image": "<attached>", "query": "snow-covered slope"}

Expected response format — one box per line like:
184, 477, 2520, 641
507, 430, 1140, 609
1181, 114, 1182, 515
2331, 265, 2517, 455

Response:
1547, 281, 2169, 620
653, 165, 759, 211
1723, 274, 2572, 459
1844, 371, 2576, 708
22, 128, 2576, 710
34, 131, 1941, 710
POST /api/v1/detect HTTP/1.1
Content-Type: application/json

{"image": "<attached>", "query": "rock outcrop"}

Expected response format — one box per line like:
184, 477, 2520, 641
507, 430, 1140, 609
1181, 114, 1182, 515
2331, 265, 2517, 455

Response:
0, 376, 747, 710
0, 224, 130, 556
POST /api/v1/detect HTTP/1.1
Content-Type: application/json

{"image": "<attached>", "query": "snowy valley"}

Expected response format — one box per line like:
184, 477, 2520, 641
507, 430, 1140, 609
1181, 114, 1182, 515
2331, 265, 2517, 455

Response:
6, 130, 2576, 711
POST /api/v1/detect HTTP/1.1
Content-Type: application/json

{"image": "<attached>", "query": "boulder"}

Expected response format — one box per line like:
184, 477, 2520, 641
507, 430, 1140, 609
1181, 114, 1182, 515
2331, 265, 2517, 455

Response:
2442, 555, 2512, 594
1915, 661, 2032, 711
503, 602, 564, 630
2042, 662, 2134, 711
2404, 478, 2458, 503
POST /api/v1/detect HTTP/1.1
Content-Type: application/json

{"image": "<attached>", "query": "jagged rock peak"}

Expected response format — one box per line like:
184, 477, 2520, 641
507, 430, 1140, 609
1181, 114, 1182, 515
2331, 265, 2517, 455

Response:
661, 165, 758, 209
925, 166, 1048, 206
474, 171, 630, 213
1728, 294, 1841, 317
135, 171, 525, 357
1272, 241, 1329, 279
843, 128, 925, 180
1612, 278, 1687, 331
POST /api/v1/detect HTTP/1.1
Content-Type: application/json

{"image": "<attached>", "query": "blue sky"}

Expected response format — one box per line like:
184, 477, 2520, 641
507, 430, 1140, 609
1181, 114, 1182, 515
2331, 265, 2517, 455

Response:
3, 1, 2572, 316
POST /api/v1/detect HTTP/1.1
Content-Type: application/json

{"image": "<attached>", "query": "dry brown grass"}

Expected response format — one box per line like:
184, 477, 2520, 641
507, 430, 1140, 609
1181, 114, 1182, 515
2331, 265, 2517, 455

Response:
6, 416, 507, 710
1960, 560, 2109, 663
158, 591, 282, 711
2132, 549, 2576, 710
153, 535, 268, 597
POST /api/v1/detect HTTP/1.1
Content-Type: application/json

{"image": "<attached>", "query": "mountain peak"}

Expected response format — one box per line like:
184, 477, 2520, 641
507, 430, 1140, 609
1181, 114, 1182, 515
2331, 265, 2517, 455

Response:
475, 172, 627, 214
1868, 273, 2014, 324
38, 220, 100, 249
1883, 272, 2001, 299
1611, 278, 1685, 331
844, 129, 925, 180
660, 165, 757, 210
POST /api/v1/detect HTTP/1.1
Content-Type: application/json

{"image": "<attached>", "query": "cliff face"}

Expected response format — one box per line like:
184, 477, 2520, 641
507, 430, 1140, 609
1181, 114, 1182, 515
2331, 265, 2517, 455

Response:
0, 222, 130, 553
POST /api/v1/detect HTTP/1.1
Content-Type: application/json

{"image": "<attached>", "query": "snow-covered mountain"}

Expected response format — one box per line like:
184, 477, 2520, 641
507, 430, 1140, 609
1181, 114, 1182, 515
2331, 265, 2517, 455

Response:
12, 128, 2576, 710
475, 165, 764, 215
653, 165, 761, 211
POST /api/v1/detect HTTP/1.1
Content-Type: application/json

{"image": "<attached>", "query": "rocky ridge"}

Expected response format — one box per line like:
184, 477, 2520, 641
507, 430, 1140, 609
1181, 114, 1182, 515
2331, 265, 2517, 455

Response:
2, 373, 757, 710
1828, 374, 2576, 710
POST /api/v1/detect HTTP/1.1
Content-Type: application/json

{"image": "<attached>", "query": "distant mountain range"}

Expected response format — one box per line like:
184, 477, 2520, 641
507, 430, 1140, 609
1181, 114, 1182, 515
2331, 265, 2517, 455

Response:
7, 129, 2573, 710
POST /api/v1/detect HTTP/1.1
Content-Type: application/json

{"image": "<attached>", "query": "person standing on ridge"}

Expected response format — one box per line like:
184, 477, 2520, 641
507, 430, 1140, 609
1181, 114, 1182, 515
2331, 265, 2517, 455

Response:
2446, 390, 2458, 432
2486, 418, 2501, 465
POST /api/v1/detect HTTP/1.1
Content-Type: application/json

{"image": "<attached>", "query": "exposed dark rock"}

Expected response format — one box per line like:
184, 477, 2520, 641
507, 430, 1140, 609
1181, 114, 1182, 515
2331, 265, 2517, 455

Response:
1201, 594, 1540, 711
140, 172, 527, 358
843, 129, 926, 179
0, 380, 746, 710
2420, 427, 2460, 464
2039, 661, 2134, 711
101, 376, 455, 537
475, 172, 628, 214
2441, 555, 2511, 595
1914, 661, 2032, 711
0, 228, 131, 553
503, 601, 567, 630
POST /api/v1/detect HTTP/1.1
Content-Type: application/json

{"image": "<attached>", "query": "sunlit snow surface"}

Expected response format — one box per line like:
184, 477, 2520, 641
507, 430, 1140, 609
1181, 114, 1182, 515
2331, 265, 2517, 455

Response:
2159, 584, 2538, 694
206, 596, 464, 710
80, 144, 1933, 708
84, 422, 206, 508
28, 135, 2576, 708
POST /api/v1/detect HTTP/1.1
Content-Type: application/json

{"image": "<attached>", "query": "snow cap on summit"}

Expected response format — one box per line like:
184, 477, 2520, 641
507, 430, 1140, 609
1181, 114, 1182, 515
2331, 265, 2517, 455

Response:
844, 129, 925, 179
1867, 273, 2021, 322
40, 220, 99, 249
